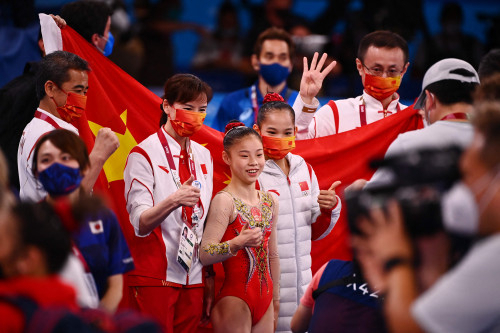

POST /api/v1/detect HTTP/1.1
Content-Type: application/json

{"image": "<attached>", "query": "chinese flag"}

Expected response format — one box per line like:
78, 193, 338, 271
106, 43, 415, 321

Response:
40, 13, 421, 329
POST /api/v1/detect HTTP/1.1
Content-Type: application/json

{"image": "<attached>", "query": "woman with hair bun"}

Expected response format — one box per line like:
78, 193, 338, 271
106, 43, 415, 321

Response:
123, 74, 214, 332
254, 92, 342, 332
200, 121, 280, 332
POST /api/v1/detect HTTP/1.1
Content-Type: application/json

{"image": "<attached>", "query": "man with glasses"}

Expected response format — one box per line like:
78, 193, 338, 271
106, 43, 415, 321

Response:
293, 30, 409, 139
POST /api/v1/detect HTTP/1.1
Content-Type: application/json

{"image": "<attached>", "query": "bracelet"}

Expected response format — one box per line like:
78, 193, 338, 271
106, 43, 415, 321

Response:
302, 105, 317, 113
383, 257, 412, 274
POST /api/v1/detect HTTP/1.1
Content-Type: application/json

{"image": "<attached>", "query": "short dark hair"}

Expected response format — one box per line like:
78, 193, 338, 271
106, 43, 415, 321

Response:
472, 101, 500, 168
478, 49, 500, 81
426, 79, 478, 106
35, 51, 90, 101
256, 101, 295, 127
61, 0, 112, 42
254, 27, 295, 60
32, 129, 90, 177
12, 202, 72, 274
160, 74, 213, 126
223, 120, 261, 152
357, 30, 409, 64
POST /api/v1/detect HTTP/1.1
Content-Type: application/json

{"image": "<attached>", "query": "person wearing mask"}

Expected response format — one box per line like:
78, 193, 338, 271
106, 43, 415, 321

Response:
352, 100, 500, 333
17, 50, 119, 203
214, 27, 299, 131
60, 0, 114, 57
1, 2, 114, 193
31, 129, 134, 313
123, 74, 214, 332
293, 31, 409, 138
367, 58, 480, 189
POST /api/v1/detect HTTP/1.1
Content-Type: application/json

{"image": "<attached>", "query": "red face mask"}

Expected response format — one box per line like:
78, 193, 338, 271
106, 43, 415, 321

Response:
261, 135, 296, 160
51, 87, 87, 123
363, 73, 401, 101
170, 109, 206, 137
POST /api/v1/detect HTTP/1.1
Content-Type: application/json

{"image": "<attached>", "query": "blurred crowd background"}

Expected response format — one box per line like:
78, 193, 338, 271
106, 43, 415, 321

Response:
1, 0, 499, 125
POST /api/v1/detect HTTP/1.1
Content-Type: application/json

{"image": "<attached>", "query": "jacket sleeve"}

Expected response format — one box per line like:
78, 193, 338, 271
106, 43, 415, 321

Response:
214, 94, 233, 132
310, 166, 341, 241
293, 94, 319, 140
123, 149, 155, 237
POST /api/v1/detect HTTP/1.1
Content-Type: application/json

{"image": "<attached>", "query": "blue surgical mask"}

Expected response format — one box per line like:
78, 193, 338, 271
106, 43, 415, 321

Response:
38, 163, 83, 197
98, 32, 114, 57
259, 62, 290, 86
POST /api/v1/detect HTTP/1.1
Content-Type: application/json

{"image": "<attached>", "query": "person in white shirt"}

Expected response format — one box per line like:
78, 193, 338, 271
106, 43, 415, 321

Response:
293, 30, 410, 139
17, 51, 119, 308
17, 50, 119, 202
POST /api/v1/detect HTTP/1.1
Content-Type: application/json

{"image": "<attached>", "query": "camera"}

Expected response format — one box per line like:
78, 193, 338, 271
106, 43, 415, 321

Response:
346, 146, 463, 237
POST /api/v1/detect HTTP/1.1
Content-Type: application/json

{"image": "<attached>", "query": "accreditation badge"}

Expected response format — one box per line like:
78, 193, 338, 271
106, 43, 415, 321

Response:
177, 223, 197, 273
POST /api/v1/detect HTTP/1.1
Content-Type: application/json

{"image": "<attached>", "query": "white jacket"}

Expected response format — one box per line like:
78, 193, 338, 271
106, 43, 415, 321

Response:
257, 153, 341, 332
124, 128, 213, 286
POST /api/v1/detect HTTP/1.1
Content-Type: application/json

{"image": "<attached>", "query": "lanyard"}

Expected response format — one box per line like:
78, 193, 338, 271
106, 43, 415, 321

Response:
441, 112, 469, 121
35, 110, 62, 129
358, 98, 401, 126
157, 128, 200, 228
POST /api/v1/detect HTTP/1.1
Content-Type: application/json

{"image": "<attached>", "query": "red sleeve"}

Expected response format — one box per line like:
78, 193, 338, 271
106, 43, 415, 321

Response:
0, 303, 25, 332
311, 199, 339, 241
300, 262, 328, 308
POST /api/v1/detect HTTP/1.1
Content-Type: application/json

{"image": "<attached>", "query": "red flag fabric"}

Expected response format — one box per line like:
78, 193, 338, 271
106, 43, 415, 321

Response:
43, 17, 422, 325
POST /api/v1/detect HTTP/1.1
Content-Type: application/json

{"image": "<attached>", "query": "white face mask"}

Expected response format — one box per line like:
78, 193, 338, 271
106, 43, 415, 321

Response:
442, 168, 500, 236
442, 181, 479, 235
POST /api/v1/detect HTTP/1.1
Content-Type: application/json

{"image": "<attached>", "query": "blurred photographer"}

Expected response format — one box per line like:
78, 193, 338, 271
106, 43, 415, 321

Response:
351, 101, 500, 333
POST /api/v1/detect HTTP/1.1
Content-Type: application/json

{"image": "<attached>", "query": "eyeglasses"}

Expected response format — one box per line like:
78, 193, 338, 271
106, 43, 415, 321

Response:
362, 63, 404, 78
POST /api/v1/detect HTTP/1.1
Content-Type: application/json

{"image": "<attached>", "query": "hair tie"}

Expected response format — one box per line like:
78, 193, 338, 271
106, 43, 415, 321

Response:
263, 92, 285, 104
224, 121, 246, 135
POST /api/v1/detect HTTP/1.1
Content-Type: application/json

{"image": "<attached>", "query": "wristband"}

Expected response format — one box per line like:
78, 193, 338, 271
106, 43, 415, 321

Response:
302, 105, 317, 113
383, 257, 412, 274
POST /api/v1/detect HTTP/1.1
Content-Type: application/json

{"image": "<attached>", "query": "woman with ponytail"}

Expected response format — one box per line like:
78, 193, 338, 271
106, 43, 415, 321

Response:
200, 121, 280, 332
253, 92, 342, 332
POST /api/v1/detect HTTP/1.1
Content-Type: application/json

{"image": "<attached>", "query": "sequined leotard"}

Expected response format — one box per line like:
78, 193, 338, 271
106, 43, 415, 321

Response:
216, 190, 275, 325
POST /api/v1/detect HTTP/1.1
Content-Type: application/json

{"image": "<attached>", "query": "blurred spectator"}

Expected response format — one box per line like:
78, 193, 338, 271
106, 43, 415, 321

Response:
61, 0, 114, 56
134, 0, 207, 86
0, 200, 79, 332
478, 48, 500, 81
191, 1, 243, 73
241, 0, 304, 63
413, 2, 484, 78
31, 129, 134, 313
475, 73, 500, 103
213, 27, 298, 131
291, 259, 387, 333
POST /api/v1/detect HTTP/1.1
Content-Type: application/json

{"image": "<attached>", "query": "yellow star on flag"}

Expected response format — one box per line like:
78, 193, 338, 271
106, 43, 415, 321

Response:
88, 109, 137, 183
223, 172, 231, 185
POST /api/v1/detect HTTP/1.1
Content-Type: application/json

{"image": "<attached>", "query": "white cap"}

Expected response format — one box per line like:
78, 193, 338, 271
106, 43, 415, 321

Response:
414, 58, 480, 110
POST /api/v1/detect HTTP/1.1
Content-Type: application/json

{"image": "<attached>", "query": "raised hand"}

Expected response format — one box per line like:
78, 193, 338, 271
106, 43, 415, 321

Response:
92, 127, 120, 163
300, 52, 337, 104
175, 175, 201, 207
317, 180, 341, 210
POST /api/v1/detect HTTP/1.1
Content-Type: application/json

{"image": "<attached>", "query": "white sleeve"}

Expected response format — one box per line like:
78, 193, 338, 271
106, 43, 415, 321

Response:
59, 254, 99, 309
310, 167, 341, 240
411, 239, 500, 333
293, 94, 319, 140
124, 151, 155, 237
